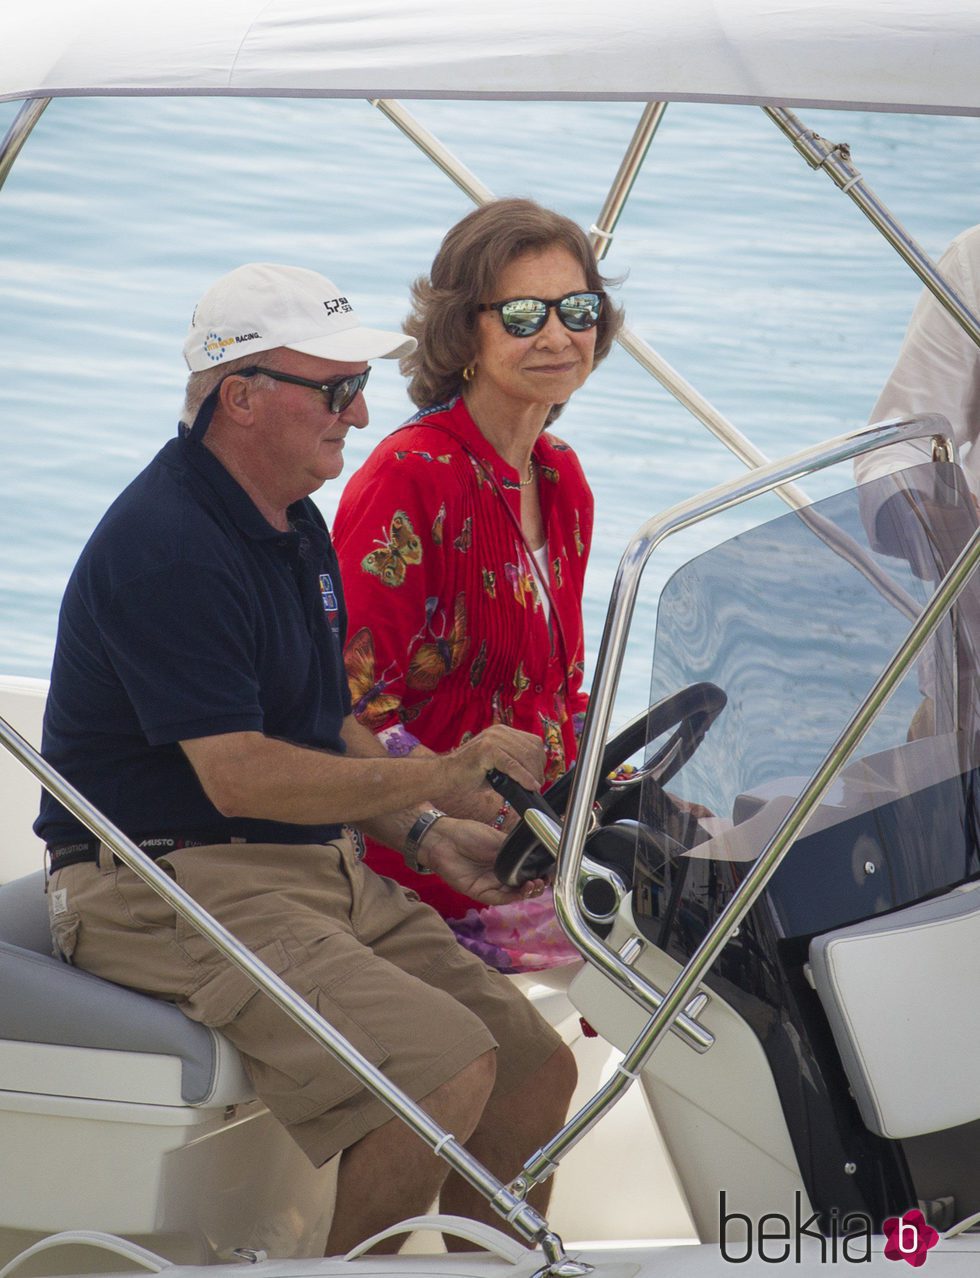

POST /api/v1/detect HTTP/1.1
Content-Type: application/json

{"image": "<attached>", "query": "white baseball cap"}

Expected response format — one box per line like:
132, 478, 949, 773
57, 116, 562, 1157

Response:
183, 262, 416, 372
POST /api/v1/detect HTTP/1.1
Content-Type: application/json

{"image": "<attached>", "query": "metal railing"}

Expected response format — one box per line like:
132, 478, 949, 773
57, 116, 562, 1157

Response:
0, 97, 49, 192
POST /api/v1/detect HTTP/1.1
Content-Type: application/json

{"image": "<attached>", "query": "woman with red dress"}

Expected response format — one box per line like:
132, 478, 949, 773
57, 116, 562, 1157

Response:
333, 199, 623, 970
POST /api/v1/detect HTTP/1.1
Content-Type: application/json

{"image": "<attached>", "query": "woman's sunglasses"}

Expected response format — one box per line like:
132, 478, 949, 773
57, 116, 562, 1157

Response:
240, 365, 371, 415
478, 290, 605, 338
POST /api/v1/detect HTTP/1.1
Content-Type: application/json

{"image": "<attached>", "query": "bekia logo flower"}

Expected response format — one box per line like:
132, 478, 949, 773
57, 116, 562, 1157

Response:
883, 1210, 940, 1267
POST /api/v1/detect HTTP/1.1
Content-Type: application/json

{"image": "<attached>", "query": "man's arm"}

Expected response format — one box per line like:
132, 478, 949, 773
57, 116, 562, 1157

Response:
180, 719, 545, 903
856, 230, 980, 496
340, 716, 531, 898
181, 718, 541, 825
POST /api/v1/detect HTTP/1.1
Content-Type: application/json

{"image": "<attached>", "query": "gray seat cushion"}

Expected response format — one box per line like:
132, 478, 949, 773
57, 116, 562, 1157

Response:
0, 871, 251, 1106
0, 867, 54, 952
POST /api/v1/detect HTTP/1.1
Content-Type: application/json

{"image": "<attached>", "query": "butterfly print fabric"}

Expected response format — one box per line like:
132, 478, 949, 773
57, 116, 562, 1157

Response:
333, 396, 592, 925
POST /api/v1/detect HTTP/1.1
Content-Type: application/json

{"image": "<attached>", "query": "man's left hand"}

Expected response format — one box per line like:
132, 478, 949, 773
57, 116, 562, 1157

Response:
421, 816, 547, 905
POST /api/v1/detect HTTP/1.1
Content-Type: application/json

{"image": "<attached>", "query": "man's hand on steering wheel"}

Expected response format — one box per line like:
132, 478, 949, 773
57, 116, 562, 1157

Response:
490, 682, 727, 887
421, 815, 548, 905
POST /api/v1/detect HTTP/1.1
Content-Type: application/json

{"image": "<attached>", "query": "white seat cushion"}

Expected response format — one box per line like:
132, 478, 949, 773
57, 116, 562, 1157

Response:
809, 882, 980, 1139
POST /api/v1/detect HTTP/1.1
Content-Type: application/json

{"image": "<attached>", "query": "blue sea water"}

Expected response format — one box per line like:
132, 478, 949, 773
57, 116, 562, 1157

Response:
1, 95, 978, 719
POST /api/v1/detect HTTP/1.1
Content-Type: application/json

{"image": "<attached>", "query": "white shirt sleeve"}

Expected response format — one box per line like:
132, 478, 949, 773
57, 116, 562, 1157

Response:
856, 225, 980, 494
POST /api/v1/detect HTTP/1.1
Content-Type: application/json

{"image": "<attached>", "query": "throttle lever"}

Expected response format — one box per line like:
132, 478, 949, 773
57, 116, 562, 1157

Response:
486, 768, 561, 823
486, 769, 562, 885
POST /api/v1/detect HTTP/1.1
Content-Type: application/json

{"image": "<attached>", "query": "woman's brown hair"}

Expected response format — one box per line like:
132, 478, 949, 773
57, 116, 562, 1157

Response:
402, 198, 624, 417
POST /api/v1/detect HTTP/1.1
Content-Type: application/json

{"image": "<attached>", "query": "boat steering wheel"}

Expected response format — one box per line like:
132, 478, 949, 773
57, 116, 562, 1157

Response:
491, 681, 728, 888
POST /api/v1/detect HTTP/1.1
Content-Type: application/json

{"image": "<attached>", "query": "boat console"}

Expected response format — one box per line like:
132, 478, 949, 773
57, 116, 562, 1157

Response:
569, 460, 980, 1240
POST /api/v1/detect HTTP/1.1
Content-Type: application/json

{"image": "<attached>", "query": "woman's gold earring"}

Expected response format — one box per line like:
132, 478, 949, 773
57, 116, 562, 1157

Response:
462, 364, 476, 383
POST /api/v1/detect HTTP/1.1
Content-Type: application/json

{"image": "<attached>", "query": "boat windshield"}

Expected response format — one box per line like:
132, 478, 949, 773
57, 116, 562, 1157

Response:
633, 460, 980, 944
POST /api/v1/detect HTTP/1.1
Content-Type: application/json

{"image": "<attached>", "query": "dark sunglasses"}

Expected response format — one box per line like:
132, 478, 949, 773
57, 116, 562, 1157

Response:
477, 290, 604, 338
240, 365, 371, 414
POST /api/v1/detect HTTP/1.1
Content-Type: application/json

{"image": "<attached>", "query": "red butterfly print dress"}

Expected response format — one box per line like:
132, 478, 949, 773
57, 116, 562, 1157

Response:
333, 397, 592, 964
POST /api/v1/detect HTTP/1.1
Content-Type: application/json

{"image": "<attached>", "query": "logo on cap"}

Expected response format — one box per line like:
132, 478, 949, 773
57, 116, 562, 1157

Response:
324, 297, 353, 317
204, 331, 236, 363
203, 330, 263, 362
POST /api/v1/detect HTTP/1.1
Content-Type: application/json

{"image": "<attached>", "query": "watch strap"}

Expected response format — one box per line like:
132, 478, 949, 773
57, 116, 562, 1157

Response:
403, 808, 446, 874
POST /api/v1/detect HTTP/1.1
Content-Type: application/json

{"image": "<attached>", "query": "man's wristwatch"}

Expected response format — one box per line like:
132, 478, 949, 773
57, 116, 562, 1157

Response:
403, 808, 446, 875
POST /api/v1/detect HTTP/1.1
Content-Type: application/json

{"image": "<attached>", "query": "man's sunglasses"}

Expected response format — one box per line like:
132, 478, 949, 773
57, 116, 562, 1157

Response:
477, 290, 604, 338
240, 365, 371, 414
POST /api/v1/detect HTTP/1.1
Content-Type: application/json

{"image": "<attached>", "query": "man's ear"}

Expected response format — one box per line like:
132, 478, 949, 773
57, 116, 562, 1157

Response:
218, 372, 255, 424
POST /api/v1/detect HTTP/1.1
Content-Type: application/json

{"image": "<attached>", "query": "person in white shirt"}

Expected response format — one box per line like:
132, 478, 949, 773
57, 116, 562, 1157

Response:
854, 227, 980, 738
856, 224, 980, 505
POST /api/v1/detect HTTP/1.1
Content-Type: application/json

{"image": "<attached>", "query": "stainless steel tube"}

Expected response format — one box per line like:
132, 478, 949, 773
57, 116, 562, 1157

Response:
766, 106, 980, 351
590, 102, 668, 260
0, 97, 49, 192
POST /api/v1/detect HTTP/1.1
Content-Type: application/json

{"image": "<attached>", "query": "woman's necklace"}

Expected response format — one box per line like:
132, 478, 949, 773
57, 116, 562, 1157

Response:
519, 458, 537, 488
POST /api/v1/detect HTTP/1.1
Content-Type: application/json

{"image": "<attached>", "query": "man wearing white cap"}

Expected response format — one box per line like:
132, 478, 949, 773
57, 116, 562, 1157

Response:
37, 264, 576, 1252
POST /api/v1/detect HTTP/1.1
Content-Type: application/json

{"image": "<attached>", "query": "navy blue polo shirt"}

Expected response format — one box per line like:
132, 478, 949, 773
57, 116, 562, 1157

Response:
36, 434, 352, 848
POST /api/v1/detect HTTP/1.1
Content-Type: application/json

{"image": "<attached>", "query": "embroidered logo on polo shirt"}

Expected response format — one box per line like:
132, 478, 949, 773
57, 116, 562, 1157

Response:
320, 573, 340, 633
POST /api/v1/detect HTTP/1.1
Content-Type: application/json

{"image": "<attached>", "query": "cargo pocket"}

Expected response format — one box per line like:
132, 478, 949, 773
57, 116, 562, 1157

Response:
49, 913, 80, 963
47, 886, 80, 962
181, 936, 294, 1028
217, 955, 391, 1127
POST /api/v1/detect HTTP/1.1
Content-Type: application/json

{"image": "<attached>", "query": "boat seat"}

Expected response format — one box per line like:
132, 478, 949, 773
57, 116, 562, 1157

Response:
809, 880, 980, 1140
0, 869, 252, 1106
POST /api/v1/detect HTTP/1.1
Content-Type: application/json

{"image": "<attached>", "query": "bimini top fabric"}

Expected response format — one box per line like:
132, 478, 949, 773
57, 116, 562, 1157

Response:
2, 0, 979, 114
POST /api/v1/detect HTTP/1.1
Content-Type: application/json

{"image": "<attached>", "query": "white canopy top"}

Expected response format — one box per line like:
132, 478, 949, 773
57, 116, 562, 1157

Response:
2, 0, 979, 114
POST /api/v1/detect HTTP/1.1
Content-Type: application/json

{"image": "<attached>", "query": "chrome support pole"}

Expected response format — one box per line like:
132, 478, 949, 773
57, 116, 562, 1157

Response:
765, 106, 980, 351
0, 717, 551, 1248
505, 415, 952, 1189
589, 102, 667, 260
370, 99, 496, 204
0, 97, 49, 193
614, 326, 809, 508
